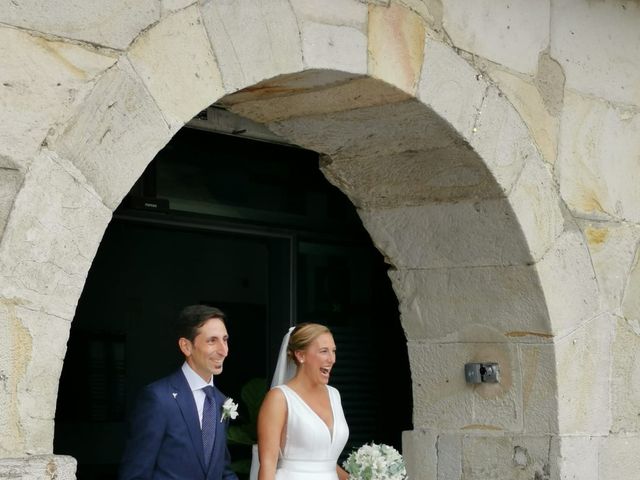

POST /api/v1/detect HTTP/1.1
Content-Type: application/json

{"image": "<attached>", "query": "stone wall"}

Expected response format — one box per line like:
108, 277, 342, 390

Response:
0, 0, 639, 478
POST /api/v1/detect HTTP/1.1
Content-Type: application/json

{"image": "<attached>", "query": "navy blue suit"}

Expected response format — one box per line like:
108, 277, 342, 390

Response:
119, 369, 238, 480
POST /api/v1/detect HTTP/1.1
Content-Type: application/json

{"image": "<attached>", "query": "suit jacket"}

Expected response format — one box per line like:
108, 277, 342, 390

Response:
119, 369, 238, 480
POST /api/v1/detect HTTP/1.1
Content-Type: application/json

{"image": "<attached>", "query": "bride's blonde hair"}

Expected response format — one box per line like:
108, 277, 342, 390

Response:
287, 323, 331, 366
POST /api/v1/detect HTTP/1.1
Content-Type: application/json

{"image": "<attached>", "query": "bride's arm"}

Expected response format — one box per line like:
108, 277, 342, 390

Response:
257, 388, 287, 480
336, 464, 349, 480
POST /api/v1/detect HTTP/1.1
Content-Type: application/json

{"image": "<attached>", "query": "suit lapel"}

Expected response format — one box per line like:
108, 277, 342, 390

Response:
170, 370, 207, 474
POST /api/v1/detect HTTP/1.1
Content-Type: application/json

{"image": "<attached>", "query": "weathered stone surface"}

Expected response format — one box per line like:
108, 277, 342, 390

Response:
442, 0, 550, 75
622, 243, 640, 326
128, 5, 225, 129
225, 75, 409, 124
553, 435, 599, 480
436, 434, 462, 480
520, 344, 558, 434
556, 314, 612, 435
290, 0, 368, 73
611, 316, 640, 433
368, 2, 425, 95
200, 0, 303, 92
462, 435, 552, 480
0, 0, 159, 50
391, 265, 551, 342
401, 429, 437, 480
161, 0, 196, 14
417, 38, 488, 141
15, 307, 71, 454
0, 455, 76, 480
550, 0, 640, 106
48, 58, 174, 209
0, 168, 22, 239
470, 86, 537, 196
508, 155, 564, 262
0, 26, 116, 166
488, 67, 560, 165
410, 341, 523, 431
580, 221, 640, 312
323, 140, 499, 208
536, 228, 600, 335
359, 198, 533, 269
599, 435, 640, 479
557, 90, 640, 222
0, 150, 111, 321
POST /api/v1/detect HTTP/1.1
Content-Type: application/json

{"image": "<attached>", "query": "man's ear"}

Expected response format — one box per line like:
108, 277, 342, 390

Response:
178, 337, 192, 357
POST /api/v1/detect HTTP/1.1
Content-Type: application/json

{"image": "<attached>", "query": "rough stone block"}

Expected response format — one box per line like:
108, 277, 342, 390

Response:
436, 434, 462, 480
536, 229, 600, 335
556, 314, 612, 435
417, 38, 488, 141
402, 429, 437, 480
128, 5, 226, 129
0, 150, 111, 321
390, 265, 551, 342
552, 435, 599, 480
290, 0, 367, 74
579, 221, 640, 312
226, 75, 408, 124
508, 155, 564, 262
469, 86, 537, 196
200, 0, 303, 92
598, 435, 640, 480
622, 245, 640, 327
611, 316, 640, 433
0, 0, 159, 50
0, 26, 115, 166
368, 2, 425, 95
520, 344, 558, 434
49, 58, 174, 209
557, 90, 640, 222
488, 67, 560, 166
0, 455, 76, 480
358, 198, 533, 269
0, 168, 22, 239
551, 0, 640, 106
409, 341, 523, 432
462, 435, 552, 480
442, 0, 550, 75
322, 140, 500, 208
161, 0, 196, 13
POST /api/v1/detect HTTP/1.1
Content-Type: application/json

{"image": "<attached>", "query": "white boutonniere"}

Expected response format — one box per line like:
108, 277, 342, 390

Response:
221, 397, 239, 422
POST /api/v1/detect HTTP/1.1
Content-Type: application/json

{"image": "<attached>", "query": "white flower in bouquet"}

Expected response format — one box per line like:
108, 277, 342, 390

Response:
343, 442, 407, 480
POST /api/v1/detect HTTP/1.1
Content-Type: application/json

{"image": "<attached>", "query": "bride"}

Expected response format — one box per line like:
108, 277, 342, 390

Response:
255, 323, 349, 480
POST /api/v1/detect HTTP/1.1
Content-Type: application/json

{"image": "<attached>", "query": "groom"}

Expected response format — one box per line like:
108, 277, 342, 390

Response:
119, 305, 238, 480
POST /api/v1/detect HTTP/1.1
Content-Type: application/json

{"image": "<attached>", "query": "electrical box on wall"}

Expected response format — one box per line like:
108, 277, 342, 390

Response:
465, 363, 500, 384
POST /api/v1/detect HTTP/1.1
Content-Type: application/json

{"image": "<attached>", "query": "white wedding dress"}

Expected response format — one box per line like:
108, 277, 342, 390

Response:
274, 384, 349, 480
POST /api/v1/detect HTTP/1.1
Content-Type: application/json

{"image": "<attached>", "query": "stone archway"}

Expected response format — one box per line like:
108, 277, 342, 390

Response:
0, 1, 599, 478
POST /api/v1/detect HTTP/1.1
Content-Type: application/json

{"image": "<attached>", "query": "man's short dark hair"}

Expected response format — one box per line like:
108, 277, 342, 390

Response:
176, 305, 227, 343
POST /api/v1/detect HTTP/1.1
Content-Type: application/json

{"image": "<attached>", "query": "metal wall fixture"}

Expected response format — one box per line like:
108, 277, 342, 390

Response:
465, 363, 500, 384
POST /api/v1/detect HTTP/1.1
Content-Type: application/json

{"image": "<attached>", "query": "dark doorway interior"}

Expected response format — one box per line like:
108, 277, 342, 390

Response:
54, 127, 412, 479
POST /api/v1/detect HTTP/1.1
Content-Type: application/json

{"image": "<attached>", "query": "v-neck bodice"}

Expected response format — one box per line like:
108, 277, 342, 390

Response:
275, 385, 349, 480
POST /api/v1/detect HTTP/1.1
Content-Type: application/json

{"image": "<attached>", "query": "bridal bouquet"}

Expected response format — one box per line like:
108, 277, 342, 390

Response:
343, 442, 407, 480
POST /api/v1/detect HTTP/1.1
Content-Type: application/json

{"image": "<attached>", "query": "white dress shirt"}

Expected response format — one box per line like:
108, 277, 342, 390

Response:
181, 362, 214, 428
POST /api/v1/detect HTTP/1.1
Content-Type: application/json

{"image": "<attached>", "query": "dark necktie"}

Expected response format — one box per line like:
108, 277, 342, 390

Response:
202, 385, 216, 468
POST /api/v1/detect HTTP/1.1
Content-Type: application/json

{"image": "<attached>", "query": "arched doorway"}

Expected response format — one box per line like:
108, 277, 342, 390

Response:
53, 121, 412, 479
